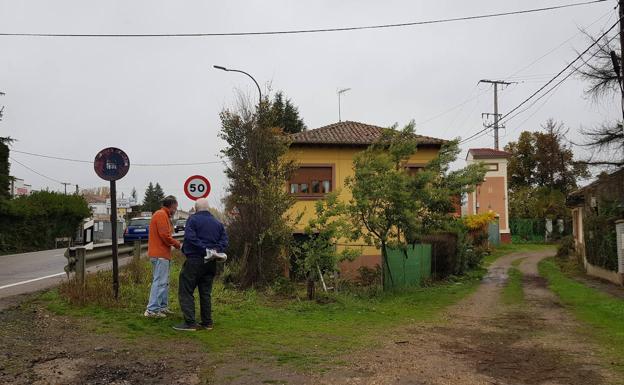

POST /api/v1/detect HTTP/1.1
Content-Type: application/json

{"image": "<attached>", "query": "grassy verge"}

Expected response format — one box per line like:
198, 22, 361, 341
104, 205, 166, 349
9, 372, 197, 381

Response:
38, 258, 484, 372
483, 243, 555, 267
502, 267, 524, 305
539, 258, 624, 368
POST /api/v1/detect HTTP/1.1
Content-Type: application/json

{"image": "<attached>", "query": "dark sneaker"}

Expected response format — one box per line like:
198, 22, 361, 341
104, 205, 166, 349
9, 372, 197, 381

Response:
173, 323, 199, 331
199, 323, 214, 331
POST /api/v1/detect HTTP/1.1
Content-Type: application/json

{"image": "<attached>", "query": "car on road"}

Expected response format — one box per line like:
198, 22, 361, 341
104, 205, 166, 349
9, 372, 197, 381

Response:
123, 217, 151, 244
174, 219, 186, 233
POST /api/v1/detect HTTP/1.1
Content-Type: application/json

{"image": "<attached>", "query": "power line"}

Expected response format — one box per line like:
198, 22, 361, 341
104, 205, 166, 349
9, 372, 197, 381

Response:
460, 18, 620, 144
9, 156, 67, 185
502, 7, 615, 81
11, 149, 223, 167
420, 6, 611, 136
0, 0, 607, 38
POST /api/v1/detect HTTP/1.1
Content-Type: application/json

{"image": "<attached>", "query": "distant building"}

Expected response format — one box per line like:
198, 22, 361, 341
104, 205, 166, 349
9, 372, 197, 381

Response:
465, 148, 511, 244
9, 177, 32, 197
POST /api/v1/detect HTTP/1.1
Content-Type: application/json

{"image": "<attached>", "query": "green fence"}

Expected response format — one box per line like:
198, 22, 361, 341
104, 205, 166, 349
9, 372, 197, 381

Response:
383, 244, 432, 289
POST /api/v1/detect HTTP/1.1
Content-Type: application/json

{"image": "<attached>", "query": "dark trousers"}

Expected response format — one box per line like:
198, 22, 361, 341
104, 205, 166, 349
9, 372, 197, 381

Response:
178, 259, 214, 326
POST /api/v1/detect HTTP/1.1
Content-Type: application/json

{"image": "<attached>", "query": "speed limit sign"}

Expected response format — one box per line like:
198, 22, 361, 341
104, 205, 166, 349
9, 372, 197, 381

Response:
184, 175, 211, 201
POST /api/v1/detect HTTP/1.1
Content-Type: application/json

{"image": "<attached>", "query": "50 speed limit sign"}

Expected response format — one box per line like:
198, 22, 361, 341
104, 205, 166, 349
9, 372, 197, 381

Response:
184, 175, 211, 201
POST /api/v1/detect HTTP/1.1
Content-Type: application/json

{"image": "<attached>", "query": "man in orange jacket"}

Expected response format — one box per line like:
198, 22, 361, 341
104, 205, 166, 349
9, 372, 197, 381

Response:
144, 195, 181, 318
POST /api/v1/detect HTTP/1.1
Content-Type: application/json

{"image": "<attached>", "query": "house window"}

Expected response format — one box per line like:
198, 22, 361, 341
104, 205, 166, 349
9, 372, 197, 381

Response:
290, 166, 333, 197
485, 163, 499, 171
312, 180, 320, 193
406, 165, 425, 176
322, 180, 331, 193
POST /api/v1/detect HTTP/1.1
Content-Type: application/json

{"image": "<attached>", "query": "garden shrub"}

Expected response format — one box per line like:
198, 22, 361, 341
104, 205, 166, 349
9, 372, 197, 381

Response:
0, 191, 91, 253
583, 200, 621, 271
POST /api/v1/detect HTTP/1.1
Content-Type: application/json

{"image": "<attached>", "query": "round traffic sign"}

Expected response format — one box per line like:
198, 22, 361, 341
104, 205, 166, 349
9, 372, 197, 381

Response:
184, 175, 211, 201
94, 147, 130, 181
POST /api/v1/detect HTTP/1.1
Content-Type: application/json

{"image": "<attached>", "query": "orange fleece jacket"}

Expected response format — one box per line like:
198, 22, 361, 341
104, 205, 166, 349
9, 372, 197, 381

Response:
147, 207, 181, 259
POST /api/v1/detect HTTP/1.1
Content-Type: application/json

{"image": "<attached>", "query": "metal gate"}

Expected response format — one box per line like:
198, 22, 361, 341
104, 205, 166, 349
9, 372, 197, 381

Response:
488, 218, 501, 246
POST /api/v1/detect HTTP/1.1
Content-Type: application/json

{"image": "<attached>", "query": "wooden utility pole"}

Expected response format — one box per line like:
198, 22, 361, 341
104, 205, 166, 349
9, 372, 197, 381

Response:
61, 182, 71, 195
479, 79, 513, 150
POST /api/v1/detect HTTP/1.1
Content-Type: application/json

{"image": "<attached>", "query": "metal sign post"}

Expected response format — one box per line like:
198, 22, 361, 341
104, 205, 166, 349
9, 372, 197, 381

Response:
94, 147, 130, 300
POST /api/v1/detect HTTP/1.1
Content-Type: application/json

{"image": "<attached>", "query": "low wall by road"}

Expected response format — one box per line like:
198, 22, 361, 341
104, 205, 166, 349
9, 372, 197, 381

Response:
584, 260, 623, 286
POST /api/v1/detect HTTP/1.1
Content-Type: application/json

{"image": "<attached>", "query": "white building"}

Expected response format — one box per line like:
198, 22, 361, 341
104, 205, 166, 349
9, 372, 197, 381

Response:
9, 177, 32, 197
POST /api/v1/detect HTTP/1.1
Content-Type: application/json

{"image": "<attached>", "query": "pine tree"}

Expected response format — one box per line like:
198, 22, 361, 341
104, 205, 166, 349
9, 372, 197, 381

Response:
154, 183, 165, 203
269, 91, 306, 134
142, 182, 159, 213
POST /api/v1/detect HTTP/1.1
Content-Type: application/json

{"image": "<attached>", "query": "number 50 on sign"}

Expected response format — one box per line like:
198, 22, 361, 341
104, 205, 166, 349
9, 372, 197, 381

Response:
184, 175, 211, 201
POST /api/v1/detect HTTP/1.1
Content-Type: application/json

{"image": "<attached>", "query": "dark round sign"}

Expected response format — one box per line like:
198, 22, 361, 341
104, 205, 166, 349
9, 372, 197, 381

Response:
94, 147, 130, 181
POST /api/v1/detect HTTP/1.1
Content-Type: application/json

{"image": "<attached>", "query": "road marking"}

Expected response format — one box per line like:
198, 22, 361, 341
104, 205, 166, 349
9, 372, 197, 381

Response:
0, 272, 66, 290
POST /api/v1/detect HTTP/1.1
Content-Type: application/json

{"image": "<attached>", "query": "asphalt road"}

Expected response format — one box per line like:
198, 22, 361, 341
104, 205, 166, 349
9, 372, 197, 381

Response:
0, 234, 184, 306
0, 240, 128, 302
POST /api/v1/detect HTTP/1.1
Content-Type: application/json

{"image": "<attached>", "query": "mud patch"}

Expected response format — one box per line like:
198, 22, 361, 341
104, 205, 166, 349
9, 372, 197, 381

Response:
32, 357, 84, 385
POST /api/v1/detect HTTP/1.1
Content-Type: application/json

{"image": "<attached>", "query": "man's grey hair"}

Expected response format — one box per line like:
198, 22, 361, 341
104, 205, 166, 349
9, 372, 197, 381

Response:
195, 198, 210, 212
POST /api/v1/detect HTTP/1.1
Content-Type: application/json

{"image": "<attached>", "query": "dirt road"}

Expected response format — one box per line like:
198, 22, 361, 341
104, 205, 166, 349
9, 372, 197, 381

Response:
309, 249, 620, 385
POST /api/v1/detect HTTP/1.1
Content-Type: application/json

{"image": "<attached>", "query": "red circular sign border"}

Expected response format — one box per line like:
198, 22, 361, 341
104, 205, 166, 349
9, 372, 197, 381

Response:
183, 175, 211, 201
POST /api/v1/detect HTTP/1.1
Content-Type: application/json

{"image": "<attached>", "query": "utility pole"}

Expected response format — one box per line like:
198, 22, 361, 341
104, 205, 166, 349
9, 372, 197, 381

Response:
61, 182, 71, 195
337, 88, 351, 122
609, 1, 624, 161
479, 79, 513, 150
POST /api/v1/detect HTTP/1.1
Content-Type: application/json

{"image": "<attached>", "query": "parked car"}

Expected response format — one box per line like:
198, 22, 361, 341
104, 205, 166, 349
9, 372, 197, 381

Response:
174, 219, 186, 233
123, 217, 151, 244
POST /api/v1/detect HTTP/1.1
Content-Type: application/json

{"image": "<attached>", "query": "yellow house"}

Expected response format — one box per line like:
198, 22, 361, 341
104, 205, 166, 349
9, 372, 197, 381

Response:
286, 121, 447, 277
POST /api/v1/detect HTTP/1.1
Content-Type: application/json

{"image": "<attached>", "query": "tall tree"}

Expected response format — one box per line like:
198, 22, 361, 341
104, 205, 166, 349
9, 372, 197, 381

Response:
220, 96, 297, 287
269, 91, 306, 134
505, 120, 589, 219
575, 29, 624, 167
506, 120, 588, 195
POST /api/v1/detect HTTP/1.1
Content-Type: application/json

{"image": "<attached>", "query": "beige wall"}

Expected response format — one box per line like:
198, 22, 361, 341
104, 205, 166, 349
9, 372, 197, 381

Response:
466, 154, 510, 234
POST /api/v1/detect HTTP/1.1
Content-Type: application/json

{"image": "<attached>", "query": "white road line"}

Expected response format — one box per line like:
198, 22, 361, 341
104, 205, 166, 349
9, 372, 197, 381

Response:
0, 272, 66, 290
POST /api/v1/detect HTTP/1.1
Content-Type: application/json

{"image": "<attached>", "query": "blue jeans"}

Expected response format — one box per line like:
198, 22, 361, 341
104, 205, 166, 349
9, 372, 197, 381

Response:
146, 258, 170, 312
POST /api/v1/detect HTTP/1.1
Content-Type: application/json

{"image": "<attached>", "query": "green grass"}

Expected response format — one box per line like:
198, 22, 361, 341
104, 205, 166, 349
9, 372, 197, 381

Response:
502, 267, 524, 305
39, 261, 484, 372
483, 243, 555, 267
539, 258, 624, 368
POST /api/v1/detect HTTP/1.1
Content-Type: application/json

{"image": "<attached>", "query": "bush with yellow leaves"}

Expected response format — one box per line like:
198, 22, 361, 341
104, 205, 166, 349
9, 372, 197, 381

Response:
464, 211, 497, 232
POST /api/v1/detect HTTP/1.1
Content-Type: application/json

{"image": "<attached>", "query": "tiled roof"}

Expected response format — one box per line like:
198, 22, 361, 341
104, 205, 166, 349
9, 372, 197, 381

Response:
468, 148, 511, 159
290, 121, 446, 146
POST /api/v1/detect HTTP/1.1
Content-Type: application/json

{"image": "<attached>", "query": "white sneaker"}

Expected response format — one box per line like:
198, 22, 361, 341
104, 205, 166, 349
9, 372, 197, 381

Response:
159, 308, 175, 315
144, 310, 166, 318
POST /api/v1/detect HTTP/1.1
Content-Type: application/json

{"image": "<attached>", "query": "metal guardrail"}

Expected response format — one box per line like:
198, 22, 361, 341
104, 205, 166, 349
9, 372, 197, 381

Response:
64, 234, 184, 279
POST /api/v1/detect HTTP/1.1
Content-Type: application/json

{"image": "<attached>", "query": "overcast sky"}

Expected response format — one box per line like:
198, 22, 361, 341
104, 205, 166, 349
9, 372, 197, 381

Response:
0, 0, 619, 210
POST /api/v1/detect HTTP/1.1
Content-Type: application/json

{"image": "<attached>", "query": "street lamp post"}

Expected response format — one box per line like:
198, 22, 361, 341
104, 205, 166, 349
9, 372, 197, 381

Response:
213, 65, 262, 104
